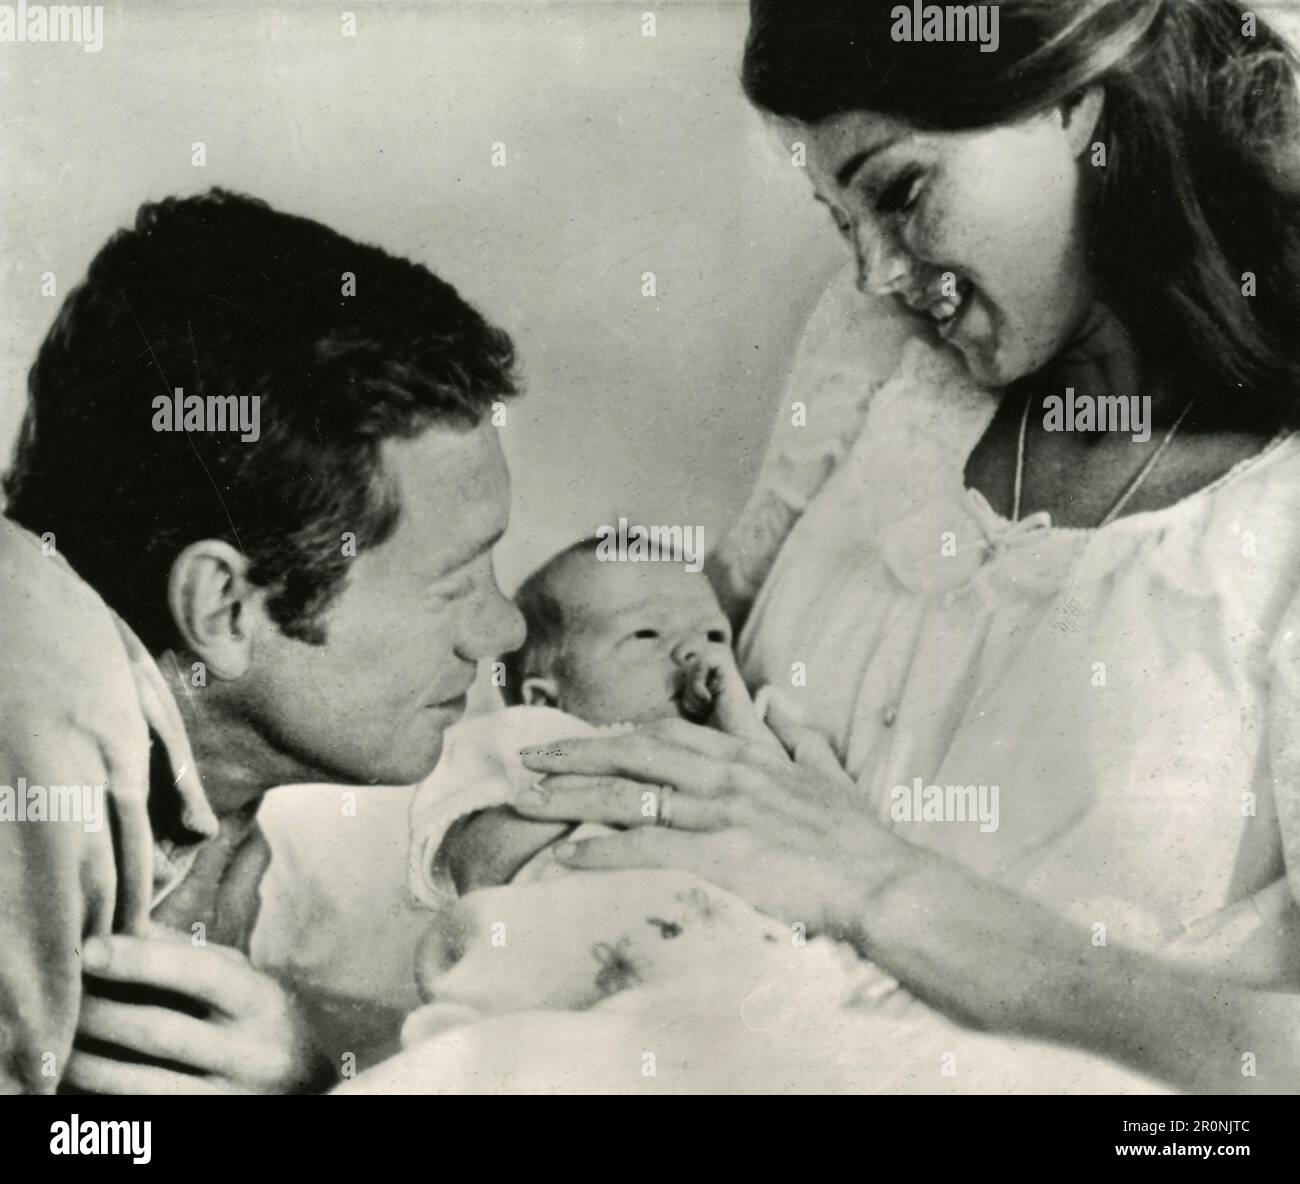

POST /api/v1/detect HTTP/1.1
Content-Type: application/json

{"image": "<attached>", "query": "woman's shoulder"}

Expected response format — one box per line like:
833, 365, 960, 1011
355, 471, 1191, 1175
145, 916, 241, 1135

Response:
1172, 430, 1300, 571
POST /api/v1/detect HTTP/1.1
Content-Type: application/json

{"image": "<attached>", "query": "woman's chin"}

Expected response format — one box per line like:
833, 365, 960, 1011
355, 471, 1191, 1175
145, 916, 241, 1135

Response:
944, 336, 1004, 389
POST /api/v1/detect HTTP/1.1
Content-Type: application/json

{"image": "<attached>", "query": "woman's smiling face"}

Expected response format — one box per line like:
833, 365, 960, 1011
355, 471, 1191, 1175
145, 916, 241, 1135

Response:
789, 102, 1101, 387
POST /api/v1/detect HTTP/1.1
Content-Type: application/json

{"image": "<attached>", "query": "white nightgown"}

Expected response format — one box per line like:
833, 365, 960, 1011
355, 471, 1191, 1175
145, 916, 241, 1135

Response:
719, 265, 1300, 976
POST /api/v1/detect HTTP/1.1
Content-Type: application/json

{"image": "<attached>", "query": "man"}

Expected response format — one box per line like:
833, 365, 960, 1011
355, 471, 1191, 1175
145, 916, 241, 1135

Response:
0, 189, 525, 1092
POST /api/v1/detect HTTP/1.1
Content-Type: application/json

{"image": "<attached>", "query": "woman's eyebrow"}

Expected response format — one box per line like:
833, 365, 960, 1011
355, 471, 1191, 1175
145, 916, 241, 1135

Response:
835, 136, 902, 188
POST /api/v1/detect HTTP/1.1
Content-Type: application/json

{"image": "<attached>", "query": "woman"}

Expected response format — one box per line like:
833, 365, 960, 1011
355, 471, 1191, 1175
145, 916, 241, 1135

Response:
512, 0, 1300, 1090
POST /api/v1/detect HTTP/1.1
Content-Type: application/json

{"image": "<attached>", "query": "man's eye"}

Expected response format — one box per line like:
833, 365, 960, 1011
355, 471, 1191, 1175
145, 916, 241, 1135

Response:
875, 171, 922, 216
429, 578, 472, 602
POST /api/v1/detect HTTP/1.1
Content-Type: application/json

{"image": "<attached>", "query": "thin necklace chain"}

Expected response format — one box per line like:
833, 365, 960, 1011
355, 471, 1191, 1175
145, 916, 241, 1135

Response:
1012, 392, 1198, 527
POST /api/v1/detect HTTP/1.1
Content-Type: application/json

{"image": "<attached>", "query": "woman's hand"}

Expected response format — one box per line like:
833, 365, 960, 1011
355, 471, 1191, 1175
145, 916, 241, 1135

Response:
515, 703, 901, 934
68, 933, 333, 1094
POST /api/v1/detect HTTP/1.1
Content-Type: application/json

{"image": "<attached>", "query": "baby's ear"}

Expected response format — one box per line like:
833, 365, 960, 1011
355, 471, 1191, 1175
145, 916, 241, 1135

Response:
521, 676, 560, 709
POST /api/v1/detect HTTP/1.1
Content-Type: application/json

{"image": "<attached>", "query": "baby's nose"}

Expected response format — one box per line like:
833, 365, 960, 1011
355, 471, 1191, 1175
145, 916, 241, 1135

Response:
671, 634, 721, 669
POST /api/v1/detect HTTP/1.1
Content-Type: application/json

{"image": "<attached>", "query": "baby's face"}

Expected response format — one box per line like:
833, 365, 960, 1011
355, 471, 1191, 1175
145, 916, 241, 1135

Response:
543, 556, 733, 726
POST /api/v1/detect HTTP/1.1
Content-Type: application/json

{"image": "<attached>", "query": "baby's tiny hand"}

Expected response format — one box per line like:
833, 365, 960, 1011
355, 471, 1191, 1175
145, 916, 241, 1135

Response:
678, 656, 719, 724
680, 650, 783, 755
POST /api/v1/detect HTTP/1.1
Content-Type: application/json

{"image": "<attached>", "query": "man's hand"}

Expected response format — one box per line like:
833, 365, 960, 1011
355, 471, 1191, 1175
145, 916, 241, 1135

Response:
68, 933, 333, 1094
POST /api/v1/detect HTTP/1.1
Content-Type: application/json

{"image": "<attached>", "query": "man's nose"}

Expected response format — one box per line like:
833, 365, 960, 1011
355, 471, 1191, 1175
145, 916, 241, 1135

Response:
852, 221, 911, 297
497, 597, 527, 658
467, 586, 526, 661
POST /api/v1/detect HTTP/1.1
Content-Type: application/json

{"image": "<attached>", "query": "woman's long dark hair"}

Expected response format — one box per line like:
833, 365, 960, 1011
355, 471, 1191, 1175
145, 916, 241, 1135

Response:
743, 0, 1300, 420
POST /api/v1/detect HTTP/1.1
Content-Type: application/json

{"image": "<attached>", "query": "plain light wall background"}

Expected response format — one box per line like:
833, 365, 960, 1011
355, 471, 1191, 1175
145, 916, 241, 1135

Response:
0, 0, 845, 591
6, 1, 1300, 590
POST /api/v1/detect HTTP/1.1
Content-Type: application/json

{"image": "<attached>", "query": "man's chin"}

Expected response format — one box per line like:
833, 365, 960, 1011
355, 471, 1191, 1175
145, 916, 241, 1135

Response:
326, 735, 448, 788
385, 737, 447, 786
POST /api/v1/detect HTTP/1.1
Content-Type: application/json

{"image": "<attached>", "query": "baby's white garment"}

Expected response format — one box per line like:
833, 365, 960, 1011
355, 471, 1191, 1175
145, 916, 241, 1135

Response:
251, 707, 617, 1008
346, 862, 1165, 1095
251, 782, 430, 1011
408, 705, 624, 911
384, 706, 1162, 1095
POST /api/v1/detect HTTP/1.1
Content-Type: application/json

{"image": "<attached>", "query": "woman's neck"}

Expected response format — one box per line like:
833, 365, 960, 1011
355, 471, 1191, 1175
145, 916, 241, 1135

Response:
1030, 302, 1184, 431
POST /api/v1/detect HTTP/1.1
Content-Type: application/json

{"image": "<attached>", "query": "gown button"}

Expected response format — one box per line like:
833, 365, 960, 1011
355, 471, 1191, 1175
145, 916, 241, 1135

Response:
882, 705, 898, 728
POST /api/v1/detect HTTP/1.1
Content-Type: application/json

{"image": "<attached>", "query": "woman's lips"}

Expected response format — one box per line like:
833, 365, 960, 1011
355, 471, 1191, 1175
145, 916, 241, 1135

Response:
936, 288, 975, 341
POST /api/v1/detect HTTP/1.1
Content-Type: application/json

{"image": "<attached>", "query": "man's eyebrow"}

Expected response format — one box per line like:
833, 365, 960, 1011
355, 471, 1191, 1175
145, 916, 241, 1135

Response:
834, 137, 901, 188
434, 524, 507, 577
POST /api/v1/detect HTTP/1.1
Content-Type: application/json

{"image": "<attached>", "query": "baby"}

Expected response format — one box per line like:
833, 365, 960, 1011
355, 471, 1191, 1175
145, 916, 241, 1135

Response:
419, 539, 767, 901
367, 543, 1086, 1092
330, 544, 1163, 1094
400, 542, 899, 1032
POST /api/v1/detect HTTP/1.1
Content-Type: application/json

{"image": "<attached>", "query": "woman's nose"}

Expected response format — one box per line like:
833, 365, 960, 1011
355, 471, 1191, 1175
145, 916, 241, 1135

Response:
853, 223, 911, 297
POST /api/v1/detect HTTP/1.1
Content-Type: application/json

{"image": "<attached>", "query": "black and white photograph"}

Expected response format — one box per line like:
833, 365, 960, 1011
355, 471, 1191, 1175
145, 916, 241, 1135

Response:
3, 0, 1300, 1153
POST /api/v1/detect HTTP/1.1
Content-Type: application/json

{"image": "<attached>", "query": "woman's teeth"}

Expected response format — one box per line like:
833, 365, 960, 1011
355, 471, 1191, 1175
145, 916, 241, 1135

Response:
929, 280, 975, 337
930, 280, 971, 324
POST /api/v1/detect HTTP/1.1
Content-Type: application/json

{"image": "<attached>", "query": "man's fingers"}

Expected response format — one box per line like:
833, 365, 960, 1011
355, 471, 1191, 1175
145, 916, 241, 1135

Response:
77, 996, 236, 1077
82, 935, 260, 1018
511, 777, 730, 831
62, 1050, 238, 1095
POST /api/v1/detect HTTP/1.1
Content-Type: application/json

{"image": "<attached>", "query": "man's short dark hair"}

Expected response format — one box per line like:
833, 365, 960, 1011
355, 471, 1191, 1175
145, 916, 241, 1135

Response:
3, 189, 519, 651
501, 538, 601, 706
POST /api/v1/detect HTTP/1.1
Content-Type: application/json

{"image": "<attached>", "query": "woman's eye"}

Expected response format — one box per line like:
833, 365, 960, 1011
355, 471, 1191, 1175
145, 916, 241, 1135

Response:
875, 171, 922, 216
707, 629, 729, 644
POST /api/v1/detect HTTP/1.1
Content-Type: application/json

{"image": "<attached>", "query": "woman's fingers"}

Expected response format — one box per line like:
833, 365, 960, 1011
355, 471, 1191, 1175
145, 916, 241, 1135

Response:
510, 777, 731, 831
550, 825, 696, 870
77, 995, 235, 1076
520, 722, 737, 794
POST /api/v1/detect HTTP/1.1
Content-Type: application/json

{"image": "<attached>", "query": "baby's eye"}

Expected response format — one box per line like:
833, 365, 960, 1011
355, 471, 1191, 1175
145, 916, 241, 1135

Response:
707, 629, 729, 644
632, 628, 660, 640
875, 170, 922, 216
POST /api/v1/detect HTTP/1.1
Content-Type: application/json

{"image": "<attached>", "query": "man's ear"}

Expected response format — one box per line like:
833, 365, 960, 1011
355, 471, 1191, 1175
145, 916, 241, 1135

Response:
520, 676, 560, 709
167, 540, 263, 680
1061, 86, 1105, 159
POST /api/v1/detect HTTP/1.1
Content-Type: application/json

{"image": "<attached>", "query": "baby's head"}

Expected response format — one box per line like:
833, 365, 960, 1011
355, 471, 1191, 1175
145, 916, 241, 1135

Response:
502, 540, 733, 726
